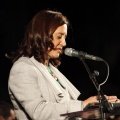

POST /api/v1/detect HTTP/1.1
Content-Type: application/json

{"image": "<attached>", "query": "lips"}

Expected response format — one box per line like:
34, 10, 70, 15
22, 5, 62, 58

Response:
55, 48, 62, 53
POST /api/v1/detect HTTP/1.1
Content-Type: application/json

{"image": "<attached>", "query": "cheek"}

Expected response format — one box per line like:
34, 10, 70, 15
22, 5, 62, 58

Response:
53, 42, 60, 48
48, 50, 53, 57
52, 40, 60, 46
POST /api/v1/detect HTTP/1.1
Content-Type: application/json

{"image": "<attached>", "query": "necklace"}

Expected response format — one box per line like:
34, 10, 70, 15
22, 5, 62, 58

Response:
46, 66, 57, 80
46, 66, 65, 89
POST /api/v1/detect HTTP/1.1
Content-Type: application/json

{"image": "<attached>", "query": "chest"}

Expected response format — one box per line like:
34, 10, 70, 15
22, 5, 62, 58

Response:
37, 74, 71, 103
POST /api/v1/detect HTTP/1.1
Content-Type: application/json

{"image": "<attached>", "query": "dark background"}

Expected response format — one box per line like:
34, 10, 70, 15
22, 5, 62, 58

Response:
0, 0, 120, 104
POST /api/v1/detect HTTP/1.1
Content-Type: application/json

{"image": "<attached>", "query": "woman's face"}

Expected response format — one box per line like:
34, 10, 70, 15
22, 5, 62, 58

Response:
48, 24, 67, 59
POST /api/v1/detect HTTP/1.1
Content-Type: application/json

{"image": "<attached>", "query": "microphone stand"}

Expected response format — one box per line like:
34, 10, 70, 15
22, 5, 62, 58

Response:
79, 56, 113, 120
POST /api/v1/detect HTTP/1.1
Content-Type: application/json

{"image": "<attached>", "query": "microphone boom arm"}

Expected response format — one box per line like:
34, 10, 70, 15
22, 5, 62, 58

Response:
79, 56, 113, 120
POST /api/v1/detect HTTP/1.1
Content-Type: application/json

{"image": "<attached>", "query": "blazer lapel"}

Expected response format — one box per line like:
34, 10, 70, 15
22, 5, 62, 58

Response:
29, 57, 63, 97
29, 56, 80, 101
49, 64, 81, 100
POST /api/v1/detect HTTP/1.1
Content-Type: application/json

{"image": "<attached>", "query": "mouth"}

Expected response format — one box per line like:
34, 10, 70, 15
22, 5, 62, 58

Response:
54, 47, 62, 53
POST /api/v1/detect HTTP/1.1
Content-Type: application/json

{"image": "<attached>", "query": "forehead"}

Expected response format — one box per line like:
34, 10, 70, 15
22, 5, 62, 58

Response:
53, 24, 67, 35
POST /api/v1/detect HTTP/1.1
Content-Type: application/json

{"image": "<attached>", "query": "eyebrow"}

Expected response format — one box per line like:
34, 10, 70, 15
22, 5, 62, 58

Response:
56, 32, 67, 36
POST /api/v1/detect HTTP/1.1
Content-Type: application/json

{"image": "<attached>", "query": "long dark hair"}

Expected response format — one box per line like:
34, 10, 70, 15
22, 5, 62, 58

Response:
6, 9, 69, 67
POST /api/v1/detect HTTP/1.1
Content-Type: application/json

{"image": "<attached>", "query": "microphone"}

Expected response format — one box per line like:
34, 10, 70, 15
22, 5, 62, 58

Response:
64, 48, 103, 61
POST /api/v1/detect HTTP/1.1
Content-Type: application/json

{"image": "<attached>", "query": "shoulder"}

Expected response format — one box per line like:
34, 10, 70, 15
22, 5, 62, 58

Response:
10, 56, 36, 74
8, 57, 40, 84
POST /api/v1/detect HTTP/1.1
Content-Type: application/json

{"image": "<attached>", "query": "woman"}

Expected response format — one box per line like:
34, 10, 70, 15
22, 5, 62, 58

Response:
7, 9, 118, 120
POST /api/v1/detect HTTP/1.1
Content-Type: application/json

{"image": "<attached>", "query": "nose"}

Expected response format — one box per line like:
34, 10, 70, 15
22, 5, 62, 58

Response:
60, 38, 66, 47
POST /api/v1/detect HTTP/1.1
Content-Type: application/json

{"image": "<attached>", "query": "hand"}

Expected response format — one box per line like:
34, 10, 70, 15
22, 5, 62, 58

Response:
105, 95, 118, 103
83, 95, 119, 108
83, 96, 98, 108
115, 99, 120, 103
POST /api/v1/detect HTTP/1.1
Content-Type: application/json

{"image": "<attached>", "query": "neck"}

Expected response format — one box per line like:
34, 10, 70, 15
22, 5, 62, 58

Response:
44, 60, 49, 66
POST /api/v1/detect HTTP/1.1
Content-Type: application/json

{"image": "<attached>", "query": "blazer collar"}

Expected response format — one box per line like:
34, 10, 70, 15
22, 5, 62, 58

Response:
29, 56, 80, 100
29, 56, 63, 96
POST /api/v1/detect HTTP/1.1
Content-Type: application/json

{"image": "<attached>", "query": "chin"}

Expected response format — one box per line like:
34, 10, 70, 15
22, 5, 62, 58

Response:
54, 53, 60, 58
50, 52, 60, 59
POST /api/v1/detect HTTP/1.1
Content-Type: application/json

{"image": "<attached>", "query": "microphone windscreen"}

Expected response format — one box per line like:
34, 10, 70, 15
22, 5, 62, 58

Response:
64, 48, 73, 56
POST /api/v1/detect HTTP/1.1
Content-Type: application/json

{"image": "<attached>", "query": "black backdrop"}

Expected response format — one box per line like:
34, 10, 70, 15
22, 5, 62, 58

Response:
0, 0, 120, 104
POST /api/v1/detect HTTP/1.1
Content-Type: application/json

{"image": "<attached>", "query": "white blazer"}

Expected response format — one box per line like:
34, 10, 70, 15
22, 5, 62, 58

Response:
8, 56, 83, 120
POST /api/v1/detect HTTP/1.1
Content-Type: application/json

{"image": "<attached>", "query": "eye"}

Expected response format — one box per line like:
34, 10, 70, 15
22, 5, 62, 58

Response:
57, 35, 62, 39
